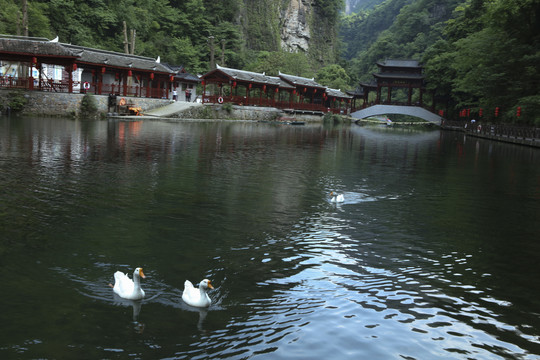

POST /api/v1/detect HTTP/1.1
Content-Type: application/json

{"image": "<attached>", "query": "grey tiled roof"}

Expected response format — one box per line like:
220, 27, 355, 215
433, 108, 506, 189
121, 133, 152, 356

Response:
63, 44, 172, 73
326, 88, 352, 99
0, 36, 77, 58
204, 65, 294, 89
373, 72, 424, 80
0, 35, 174, 74
175, 72, 200, 82
376, 59, 421, 68
278, 72, 326, 89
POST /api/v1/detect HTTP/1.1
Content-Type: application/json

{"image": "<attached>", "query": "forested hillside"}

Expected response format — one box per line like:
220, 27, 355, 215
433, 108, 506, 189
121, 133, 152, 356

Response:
341, 0, 539, 125
1, 0, 538, 124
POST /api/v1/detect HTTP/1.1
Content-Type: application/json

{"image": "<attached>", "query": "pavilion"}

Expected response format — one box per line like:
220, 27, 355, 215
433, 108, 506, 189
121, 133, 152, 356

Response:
201, 65, 353, 114
0, 34, 196, 100
368, 59, 425, 106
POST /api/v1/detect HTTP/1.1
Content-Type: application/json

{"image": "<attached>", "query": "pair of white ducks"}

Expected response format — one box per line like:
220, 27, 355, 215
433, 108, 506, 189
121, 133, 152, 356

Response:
111, 267, 214, 308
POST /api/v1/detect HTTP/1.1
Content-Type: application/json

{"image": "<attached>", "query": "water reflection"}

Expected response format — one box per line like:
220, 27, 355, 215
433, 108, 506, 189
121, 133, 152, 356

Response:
0, 117, 539, 359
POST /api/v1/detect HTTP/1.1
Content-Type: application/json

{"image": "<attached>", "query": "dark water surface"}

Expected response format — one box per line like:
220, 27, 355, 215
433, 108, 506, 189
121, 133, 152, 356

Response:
0, 117, 539, 359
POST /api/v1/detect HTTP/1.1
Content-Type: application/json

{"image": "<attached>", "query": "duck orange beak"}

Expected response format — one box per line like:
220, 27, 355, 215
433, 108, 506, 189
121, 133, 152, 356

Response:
208, 281, 214, 289
139, 269, 146, 279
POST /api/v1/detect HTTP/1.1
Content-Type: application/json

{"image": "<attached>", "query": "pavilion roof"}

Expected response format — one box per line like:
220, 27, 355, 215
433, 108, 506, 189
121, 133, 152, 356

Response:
373, 72, 424, 80
346, 88, 364, 97
278, 72, 326, 90
359, 81, 378, 90
174, 72, 200, 82
325, 88, 352, 99
63, 44, 172, 74
203, 65, 295, 89
163, 63, 200, 82
0, 36, 77, 58
376, 59, 422, 69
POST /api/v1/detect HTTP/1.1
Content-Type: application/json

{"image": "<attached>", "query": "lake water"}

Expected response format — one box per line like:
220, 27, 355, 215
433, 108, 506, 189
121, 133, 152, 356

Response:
0, 117, 539, 359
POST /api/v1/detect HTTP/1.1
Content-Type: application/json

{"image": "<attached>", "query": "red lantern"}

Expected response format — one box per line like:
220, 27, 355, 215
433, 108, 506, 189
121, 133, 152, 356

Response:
232, 81, 237, 87
303, 87, 307, 93
293, 89, 296, 95
32, 57, 37, 64
263, 85, 267, 92
517, 106, 521, 117
479, 108, 483, 117
495, 107, 499, 117
314, 89, 317, 94
150, 73, 154, 80
101, 67, 106, 73
249, 83, 252, 89
115, 73, 119, 80
72, 63, 77, 71
170, 75, 174, 82
128, 70, 133, 76
201, 80, 205, 86
438, 110, 444, 116
275, 88, 278, 93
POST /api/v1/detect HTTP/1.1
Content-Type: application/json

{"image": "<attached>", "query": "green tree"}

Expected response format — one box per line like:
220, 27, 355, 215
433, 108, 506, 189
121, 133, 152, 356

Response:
316, 64, 351, 90
245, 51, 314, 77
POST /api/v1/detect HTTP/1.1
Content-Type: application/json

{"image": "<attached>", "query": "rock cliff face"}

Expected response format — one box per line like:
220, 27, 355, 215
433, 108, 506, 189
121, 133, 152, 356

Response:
241, 0, 338, 64
280, 0, 313, 53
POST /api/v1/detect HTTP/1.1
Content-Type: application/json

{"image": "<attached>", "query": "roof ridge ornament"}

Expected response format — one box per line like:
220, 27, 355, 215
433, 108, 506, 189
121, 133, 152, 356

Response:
156, 56, 160, 63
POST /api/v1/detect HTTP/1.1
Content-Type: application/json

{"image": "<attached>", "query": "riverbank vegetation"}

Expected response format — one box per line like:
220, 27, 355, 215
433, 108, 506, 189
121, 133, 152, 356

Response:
0, 0, 538, 124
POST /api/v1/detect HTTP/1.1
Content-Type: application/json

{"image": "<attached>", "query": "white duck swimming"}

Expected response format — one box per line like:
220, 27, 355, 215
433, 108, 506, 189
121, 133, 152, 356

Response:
330, 191, 344, 203
182, 279, 214, 308
112, 267, 146, 300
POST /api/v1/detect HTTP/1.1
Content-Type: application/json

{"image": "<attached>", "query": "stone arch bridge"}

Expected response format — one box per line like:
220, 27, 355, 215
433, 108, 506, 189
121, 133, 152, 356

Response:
351, 105, 443, 125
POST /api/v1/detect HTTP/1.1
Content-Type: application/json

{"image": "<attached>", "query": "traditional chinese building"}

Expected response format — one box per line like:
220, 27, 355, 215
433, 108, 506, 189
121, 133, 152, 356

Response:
370, 59, 425, 106
0, 35, 196, 101
201, 65, 295, 108
201, 65, 351, 114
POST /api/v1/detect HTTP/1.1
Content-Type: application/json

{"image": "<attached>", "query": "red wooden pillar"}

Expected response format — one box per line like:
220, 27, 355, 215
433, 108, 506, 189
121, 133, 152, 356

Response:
123, 73, 128, 96
68, 63, 76, 93
202, 80, 206, 103
38, 62, 43, 90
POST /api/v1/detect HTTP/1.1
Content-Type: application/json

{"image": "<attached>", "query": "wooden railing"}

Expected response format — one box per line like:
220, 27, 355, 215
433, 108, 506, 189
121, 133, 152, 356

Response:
443, 121, 539, 141
1, 76, 169, 99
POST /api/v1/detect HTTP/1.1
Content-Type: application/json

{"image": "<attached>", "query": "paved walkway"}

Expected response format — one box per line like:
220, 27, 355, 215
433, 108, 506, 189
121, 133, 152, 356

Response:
142, 101, 202, 117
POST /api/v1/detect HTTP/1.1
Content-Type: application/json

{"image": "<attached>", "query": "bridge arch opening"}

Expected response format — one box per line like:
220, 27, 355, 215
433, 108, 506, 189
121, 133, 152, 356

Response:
351, 105, 442, 125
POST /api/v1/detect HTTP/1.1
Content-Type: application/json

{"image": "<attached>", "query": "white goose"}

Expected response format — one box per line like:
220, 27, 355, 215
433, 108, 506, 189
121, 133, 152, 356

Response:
112, 267, 146, 300
330, 191, 344, 203
182, 279, 214, 308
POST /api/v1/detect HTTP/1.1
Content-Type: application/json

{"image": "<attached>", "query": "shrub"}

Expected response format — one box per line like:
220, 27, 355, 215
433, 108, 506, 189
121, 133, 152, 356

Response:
222, 102, 233, 114
7, 90, 28, 112
79, 94, 98, 118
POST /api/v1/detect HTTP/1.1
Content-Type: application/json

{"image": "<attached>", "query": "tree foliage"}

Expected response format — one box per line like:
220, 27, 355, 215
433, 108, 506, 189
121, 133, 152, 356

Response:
244, 51, 314, 78
316, 64, 351, 90
341, 0, 539, 125
423, 0, 540, 124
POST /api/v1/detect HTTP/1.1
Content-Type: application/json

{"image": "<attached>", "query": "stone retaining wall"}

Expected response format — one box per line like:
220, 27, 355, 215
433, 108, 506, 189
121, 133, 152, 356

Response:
173, 104, 324, 122
0, 89, 172, 117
